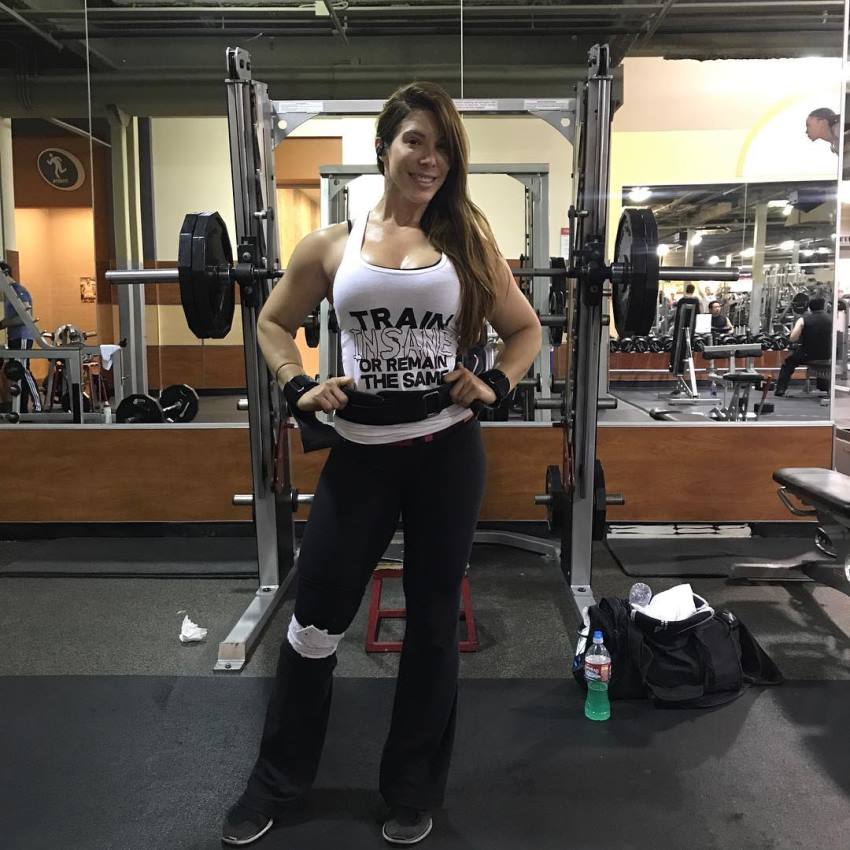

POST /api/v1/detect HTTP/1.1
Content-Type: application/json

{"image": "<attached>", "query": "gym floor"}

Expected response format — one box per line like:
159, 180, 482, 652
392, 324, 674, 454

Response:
2, 534, 849, 849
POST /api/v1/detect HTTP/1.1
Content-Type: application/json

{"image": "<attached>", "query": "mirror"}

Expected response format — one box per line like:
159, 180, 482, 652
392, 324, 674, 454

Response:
0, 0, 104, 423
610, 179, 837, 423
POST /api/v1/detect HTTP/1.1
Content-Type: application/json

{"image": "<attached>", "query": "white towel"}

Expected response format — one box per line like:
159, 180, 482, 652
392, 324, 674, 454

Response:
99, 345, 122, 370
643, 583, 697, 622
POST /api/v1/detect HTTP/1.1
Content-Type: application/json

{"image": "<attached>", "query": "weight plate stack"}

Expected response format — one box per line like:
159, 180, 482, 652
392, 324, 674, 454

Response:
612, 208, 660, 338
178, 212, 235, 339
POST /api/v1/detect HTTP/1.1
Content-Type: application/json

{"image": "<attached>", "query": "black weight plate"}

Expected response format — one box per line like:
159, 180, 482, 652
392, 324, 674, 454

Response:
548, 286, 566, 347
178, 212, 235, 339
116, 393, 165, 424
791, 291, 810, 314
160, 383, 199, 423
545, 464, 565, 533
609, 338, 620, 353
592, 459, 606, 542
612, 208, 660, 338
304, 312, 320, 348
3, 359, 24, 381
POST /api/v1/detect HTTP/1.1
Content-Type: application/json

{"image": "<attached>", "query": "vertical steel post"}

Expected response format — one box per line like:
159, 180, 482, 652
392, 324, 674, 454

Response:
564, 45, 613, 613
216, 48, 294, 671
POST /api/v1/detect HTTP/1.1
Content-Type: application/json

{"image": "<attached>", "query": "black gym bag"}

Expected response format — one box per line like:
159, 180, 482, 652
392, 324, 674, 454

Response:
572, 595, 783, 708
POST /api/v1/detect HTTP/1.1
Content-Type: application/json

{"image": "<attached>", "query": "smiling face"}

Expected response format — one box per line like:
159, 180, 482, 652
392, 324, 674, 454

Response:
378, 109, 450, 207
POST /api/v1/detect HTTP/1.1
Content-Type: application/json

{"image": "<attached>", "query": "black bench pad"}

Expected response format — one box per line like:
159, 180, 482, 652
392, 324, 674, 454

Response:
723, 371, 764, 385
774, 467, 850, 515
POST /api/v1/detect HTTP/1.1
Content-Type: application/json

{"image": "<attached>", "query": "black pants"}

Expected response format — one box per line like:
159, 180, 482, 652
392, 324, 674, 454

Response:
776, 348, 825, 393
240, 416, 487, 817
7, 338, 40, 413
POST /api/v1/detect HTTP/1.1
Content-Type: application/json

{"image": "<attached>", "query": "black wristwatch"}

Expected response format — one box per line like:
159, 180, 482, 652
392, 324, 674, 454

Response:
478, 369, 511, 407
282, 374, 319, 411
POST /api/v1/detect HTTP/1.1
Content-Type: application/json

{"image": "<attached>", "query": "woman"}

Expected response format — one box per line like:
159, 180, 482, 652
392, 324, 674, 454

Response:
222, 81, 541, 846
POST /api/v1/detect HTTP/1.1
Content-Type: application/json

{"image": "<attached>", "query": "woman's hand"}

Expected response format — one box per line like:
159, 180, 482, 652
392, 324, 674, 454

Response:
442, 365, 497, 408
298, 376, 355, 413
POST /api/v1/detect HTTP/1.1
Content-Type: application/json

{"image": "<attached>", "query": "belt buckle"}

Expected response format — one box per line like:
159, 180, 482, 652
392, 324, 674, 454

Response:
421, 389, 441, 416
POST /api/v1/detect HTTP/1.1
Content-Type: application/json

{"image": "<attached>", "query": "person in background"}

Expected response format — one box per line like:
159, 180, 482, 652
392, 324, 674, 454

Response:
708, 300, 733, 335
805, 107, 840, 154
0, 260, 40, 412
676, 283, 701, 314
774, 296, 832, 397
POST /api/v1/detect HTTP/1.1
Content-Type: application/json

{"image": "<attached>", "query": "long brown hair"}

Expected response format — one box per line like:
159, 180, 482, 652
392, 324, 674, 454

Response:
376, 82, 503, 351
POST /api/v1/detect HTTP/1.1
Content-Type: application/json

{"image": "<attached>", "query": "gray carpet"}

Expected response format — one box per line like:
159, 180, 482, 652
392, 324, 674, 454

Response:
2, 538, 850, 849
2, 675, 849, 850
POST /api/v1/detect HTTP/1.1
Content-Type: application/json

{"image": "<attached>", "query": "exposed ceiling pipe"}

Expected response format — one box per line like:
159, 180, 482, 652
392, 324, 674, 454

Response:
46, 117, 111, 148
0, 0, 62, 50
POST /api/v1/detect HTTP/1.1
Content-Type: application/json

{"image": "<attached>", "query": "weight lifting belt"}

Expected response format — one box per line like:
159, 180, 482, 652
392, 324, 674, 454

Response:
290, 384, 468, 453
336, 384, 459, 426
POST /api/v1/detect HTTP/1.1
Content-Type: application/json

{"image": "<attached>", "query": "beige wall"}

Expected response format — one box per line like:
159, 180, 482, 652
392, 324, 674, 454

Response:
151, 117, 236, 261
14, 206, 97, 337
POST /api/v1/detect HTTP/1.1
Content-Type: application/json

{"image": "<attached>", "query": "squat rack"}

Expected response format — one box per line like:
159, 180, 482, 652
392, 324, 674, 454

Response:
109, 44, 732, 668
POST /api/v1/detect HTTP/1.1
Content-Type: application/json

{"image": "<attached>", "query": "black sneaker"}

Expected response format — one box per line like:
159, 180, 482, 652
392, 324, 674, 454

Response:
382, 807, 433, 845
774, 389, 785, 397
221, 803, 274, 846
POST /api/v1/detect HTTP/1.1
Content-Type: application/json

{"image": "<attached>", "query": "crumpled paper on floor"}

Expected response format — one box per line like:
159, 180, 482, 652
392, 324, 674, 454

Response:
178, 612, 208, 644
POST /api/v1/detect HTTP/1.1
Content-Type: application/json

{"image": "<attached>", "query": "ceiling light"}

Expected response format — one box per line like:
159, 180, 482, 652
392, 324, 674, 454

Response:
767, 200, 789, 208
782, 204, 794, 216
690, 233, 703, 246
656, 244, 670, 257
628, 186, 652, 204
707, 255, 720, 265
779, 240, 795, 250
800, 249, 815, 257
817, 247, 830, 254
741, 247, 755, 258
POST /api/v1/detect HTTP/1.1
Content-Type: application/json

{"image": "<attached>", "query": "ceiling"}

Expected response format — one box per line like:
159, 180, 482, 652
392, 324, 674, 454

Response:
0, 1, 845, 115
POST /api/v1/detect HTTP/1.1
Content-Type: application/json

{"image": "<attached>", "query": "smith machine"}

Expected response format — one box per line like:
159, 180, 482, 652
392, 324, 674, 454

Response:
108, 45, 737, 669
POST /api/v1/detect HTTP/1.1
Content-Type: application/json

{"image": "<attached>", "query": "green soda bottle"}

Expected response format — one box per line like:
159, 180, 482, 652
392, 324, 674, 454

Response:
584, 630, 611, 721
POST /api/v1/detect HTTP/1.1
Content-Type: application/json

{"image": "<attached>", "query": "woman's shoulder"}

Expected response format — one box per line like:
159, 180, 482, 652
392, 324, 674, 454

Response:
294, 221, 349, 277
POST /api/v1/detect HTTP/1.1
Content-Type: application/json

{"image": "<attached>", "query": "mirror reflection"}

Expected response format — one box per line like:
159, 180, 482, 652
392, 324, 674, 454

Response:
610, 179, 837, 423
0, 0, 110, 424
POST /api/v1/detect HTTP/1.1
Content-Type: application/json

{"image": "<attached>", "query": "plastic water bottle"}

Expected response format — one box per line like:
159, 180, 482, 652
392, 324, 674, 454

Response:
584, 630, 611, 721
103, 404, 112, 424
628, 582, 652, 610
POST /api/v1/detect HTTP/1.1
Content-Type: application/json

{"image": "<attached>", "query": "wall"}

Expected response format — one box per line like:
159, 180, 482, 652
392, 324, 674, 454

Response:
9, 132, 112, 345
13, 207, 97, 339
608, 56, 842, 248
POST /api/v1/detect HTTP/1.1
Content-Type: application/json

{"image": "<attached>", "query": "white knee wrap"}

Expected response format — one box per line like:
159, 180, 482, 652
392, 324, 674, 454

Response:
287, 615, 344, 659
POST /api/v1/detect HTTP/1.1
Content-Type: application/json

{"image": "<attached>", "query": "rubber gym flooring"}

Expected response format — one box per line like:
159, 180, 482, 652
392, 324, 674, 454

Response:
2, 538, 849, 849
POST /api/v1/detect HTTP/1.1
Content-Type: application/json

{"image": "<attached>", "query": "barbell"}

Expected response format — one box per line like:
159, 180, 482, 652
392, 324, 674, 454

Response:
108, 207, 739, 341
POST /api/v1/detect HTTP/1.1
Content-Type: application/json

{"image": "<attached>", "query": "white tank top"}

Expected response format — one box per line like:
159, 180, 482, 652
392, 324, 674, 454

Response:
331, 211, 471, 444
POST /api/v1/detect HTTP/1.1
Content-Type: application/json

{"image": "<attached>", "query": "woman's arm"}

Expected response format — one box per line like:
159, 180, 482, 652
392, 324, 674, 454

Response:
486, 260, 544, 389
443, 259, 542, 408
257, 223, 353, 412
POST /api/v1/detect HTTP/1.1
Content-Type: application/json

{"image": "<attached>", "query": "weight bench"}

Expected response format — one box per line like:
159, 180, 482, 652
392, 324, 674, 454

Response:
730, 468, 850, 595
804, 359, 831, 404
